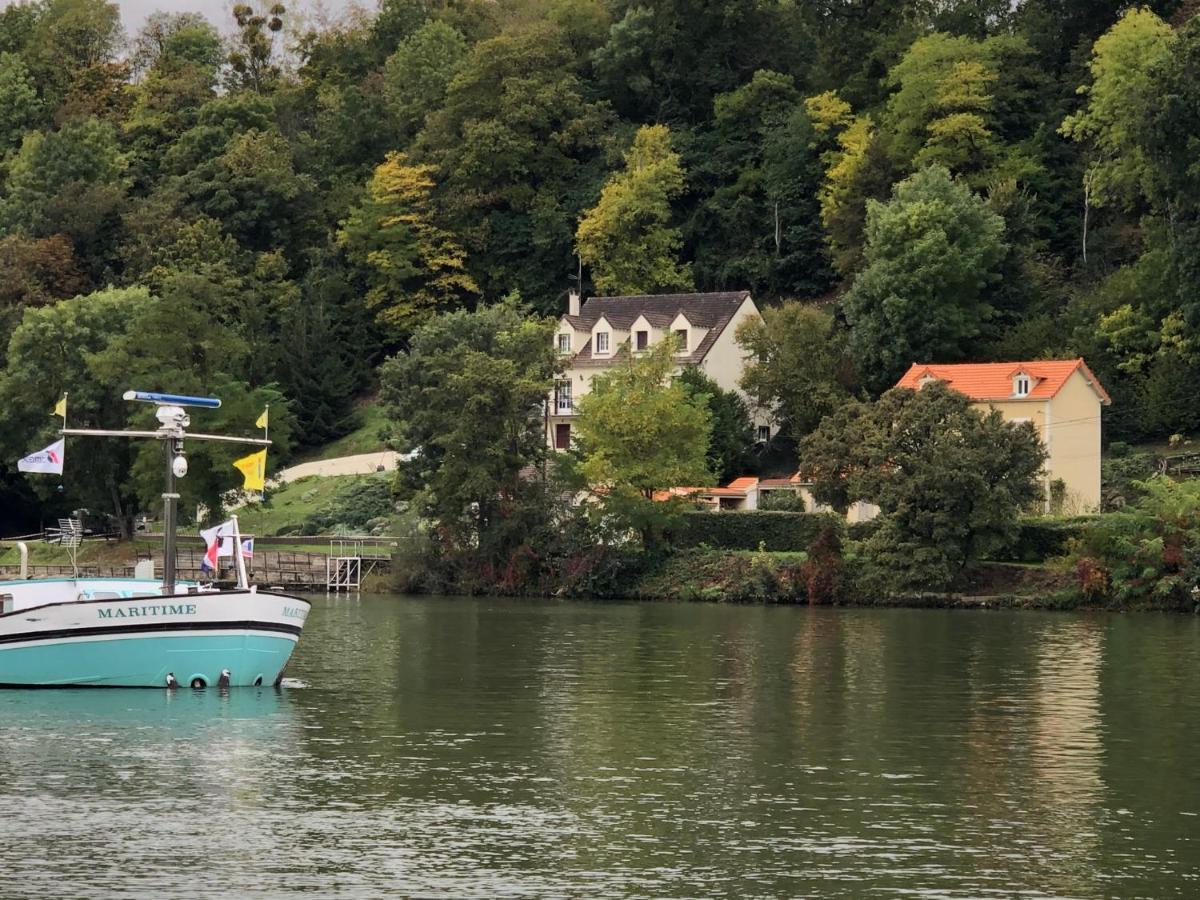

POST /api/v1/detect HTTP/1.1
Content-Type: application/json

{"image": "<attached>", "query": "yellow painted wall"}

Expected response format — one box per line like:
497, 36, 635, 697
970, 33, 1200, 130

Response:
1043, 370, 1104, 512
970, 370, 1104, 512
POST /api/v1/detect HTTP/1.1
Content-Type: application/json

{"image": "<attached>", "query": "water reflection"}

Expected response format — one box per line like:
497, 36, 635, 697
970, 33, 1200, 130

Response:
0, 599, 1198, 898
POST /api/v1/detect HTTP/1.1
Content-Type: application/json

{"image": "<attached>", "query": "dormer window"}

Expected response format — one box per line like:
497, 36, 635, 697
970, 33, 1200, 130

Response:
596, 332, 610, 354
557, 333, 571, 354
635, 330, 648, 351
1014, 375, 1031, 397
918, 374, 937, 388
674, 329, 688, 352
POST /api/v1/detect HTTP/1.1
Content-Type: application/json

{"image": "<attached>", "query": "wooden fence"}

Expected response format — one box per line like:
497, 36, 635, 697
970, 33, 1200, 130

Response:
2, 547, 391, 590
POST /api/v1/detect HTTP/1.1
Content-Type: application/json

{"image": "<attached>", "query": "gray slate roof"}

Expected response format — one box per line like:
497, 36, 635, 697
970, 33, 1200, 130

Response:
564, 291, 751, 367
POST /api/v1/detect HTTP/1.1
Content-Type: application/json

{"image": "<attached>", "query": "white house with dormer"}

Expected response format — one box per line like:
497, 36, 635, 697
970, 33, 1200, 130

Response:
549, 290, 771, 450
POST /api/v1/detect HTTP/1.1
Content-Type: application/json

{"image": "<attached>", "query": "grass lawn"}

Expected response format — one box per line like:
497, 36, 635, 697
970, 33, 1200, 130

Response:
233, 473, 367, 537
0, 539, 139, 568
292, 402, 388, 463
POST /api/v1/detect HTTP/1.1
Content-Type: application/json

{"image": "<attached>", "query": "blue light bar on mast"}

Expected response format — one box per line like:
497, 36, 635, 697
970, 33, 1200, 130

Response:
122, 391, 222, 409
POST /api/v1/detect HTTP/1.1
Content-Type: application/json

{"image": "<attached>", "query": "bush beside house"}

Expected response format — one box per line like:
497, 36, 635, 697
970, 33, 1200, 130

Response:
669, 510, 843, 552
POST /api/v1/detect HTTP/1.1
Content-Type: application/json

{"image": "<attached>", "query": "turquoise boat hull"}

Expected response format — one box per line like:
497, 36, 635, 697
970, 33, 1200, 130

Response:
0, 632, 299, 688
0, 580, 310, 688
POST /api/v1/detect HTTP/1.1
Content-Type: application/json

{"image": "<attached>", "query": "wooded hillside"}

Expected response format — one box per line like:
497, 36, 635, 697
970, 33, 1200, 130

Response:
0, 0, 1195, 529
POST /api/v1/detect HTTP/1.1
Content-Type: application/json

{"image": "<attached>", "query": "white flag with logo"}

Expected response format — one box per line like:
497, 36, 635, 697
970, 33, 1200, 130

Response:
17, 438, 64, 475
200, 519, 235, 572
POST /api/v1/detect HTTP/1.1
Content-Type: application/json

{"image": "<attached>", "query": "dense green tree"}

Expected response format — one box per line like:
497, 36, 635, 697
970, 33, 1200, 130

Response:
379, 298, 560, 562
371, 0, 439, 56
690, 71, 832, 299
283, 14, 398, 217
737, 302, 855, 444
0, 52, 41, 152
0, 3, 41, 57
885, 33, 999, 172
0, 234, 87, 365
800, 381, 1046, 591
277, 290, 360, 447
573, 340, 712, 545
118, 211, 241, 290
382, 20, 469, 140
129, 12, 222, 77
89, 273, 250, 386
1140, 351, 1200, 437
123, 23, 223, 188
843, 166, 1007, 393
1014, 0, 1179, 73
0, 116, 125, 236
171, 123, 317, 254
577, 123, 692, 295
418, 21, 616, 307
21, 0, 123, 112
592, 0, 812, 123
881, 32, 1049, 190
801, 0, 934, 108
0, 287, 151, 534
0, 116, 126, 280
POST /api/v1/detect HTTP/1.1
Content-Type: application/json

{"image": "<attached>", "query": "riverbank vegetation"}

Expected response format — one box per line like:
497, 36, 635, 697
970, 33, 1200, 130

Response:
2, 1, 1200, 609
381, 300, 1200, 611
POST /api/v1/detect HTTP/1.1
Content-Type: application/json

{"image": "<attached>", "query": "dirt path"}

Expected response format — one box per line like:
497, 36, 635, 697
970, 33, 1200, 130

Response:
274, 451, 401, 484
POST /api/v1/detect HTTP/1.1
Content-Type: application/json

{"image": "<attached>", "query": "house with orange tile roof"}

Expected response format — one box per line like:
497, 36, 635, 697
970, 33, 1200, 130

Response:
655, 476, 880, 521
895, 359, 1112, 512
653, 477, 763, 511
548, 289, 773, 451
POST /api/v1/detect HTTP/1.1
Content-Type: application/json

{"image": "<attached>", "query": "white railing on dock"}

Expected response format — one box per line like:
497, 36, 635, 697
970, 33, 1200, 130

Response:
327, 539, 363, 592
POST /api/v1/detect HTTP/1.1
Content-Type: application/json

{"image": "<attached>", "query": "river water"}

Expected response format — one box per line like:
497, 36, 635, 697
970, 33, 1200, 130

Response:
1, 596, 1198, 898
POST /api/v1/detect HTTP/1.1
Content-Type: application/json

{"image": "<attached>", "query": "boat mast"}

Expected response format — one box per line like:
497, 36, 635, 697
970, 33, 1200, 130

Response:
62, 391, 270, 596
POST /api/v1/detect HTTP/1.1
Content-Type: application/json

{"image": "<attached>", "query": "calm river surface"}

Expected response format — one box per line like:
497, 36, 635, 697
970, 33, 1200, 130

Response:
1, 597, 1199, 898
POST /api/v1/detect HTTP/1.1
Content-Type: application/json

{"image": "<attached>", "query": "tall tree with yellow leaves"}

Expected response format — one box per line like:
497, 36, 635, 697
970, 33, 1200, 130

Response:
338, 152, 479, 336
576, 124, 693, 295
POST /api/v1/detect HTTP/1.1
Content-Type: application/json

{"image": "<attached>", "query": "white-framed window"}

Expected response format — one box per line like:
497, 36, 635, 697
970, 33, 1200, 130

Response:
757, 425, 771, 443
674, 329, 688, 352
557, 333, 571, 354
1014, 375, 1031, 397
635, 330, 649, 351
555, 380, 572, 414
596, 331, 610, 354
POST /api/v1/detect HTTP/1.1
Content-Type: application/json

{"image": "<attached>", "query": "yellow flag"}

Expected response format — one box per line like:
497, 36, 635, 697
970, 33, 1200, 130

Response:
233, 449, 267, 491
53, 396, 66, 418
255, 407, 269, 429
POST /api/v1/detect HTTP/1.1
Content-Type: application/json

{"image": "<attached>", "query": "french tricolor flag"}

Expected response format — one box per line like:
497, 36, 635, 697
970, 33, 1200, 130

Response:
200, 520, 233, 573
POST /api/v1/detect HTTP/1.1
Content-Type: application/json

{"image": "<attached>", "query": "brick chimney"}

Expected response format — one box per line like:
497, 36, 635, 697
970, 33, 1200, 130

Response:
568, 288, 580, 317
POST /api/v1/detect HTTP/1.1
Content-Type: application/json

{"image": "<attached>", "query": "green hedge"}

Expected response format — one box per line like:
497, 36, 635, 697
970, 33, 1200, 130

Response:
993, 516, 1096, 562
847, 519, 881, 542
670, 512, 1093, 560
669, 510, 843, 552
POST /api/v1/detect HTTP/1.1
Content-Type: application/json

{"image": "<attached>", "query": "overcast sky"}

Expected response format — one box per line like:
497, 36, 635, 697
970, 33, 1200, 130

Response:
117, 0, 234, 33
4, 0, 366, 36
